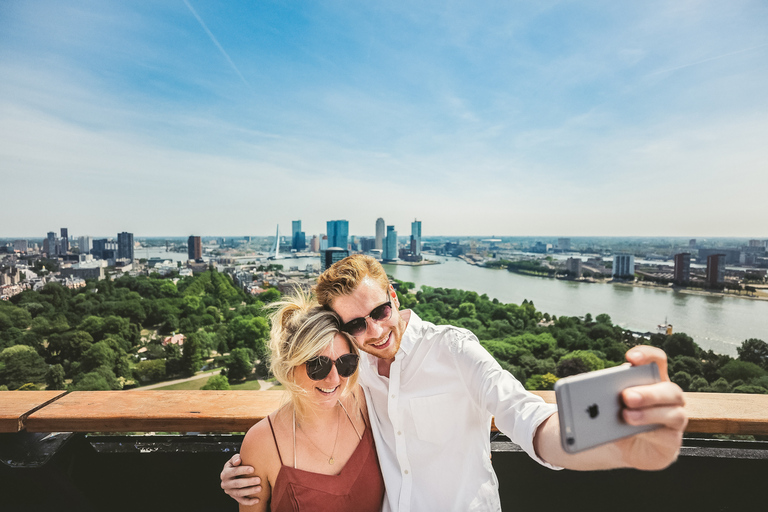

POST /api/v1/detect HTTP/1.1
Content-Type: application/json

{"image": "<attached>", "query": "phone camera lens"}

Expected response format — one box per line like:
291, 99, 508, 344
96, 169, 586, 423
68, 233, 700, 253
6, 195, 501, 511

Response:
567, 437, 575, 445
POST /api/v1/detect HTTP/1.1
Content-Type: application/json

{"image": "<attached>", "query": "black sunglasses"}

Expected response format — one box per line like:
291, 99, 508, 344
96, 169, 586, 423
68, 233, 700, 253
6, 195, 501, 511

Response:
339, 300, 393, 337
305, 353, 360, 381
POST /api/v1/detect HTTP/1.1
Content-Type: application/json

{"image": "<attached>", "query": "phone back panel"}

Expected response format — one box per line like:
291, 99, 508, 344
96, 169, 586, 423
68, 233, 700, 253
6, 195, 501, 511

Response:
554, 363, 661, 453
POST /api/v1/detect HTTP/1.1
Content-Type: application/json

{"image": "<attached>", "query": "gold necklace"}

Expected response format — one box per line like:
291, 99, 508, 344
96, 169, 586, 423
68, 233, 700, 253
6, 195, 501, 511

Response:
297, 401, 342, 465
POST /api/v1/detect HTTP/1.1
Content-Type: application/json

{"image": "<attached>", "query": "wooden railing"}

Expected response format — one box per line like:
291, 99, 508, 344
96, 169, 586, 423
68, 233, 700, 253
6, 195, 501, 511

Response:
2, 390, 767, 435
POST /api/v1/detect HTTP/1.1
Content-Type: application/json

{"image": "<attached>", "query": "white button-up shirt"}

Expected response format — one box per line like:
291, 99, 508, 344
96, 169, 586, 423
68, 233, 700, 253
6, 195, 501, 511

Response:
359, 311, 559, 512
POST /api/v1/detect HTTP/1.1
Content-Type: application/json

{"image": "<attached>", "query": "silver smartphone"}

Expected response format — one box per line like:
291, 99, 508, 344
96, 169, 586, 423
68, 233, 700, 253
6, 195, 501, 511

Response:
554, 362, 661, 454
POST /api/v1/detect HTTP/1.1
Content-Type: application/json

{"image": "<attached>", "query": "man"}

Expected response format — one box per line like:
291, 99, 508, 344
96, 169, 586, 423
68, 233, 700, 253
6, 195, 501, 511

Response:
222, 255, 687, 510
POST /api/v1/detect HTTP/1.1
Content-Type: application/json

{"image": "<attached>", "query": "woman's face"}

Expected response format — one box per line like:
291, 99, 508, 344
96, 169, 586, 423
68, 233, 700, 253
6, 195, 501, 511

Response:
295, 333, 355, 409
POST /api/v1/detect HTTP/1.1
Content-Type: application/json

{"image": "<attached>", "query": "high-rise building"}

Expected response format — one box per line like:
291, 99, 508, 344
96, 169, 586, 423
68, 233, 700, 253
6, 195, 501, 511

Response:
326, 220, 349, 250
566, 257, 583, 278
117, 232, 134, 262
78, 236, 92, 254
673, 253, 691, 283
360, 237, 376, 252
292, 220, 306, 251
46, 232, 57, 256
310, 235, 319, 252
706, 254, 726, 286
411, 219, 422, 257
558, 238, 571, 251
92, 239, 117, 260
323, 248, 350, 270
689, 239, 697, 248
188, 236, 202, 261
13, 240, 28, 253
375, 218, 385, 251
320, 235, 328, 251
612, 254, 635, 278
383, 225, 398, 261
60, 228, 69, 253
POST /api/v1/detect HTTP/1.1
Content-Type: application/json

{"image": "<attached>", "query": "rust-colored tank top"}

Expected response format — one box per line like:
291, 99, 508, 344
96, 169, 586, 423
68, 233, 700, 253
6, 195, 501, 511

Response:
267, 413, 385, 512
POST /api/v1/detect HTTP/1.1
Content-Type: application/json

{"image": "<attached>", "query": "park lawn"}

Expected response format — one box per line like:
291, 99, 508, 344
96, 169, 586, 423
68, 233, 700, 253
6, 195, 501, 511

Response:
153, 378, 210, 391
229, 380, 262, 391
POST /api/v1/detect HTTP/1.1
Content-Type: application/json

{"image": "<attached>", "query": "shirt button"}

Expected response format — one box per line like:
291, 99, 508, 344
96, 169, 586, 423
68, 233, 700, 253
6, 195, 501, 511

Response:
397, 431, 402, 435
391, 394, 396, 399
404, 470, 409, 475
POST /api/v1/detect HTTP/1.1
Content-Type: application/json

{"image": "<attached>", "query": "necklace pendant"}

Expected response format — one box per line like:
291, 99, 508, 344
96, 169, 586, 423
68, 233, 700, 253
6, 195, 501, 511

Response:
329, 457, 335, 465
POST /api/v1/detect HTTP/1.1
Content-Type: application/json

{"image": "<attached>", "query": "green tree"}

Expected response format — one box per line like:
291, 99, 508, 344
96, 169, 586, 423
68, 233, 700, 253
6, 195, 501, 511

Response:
202, 374, 231, 390
181, 333, 203, 377
45, 364, 66, 390
525, 373, 559, 391
736, 338, 768, 370
133, 359, 167, 383
226, 348, 253, 382
662, 333, 699, 358
558, 350, 605, 372
718, 360, 766, 383
0, 345, 48, 390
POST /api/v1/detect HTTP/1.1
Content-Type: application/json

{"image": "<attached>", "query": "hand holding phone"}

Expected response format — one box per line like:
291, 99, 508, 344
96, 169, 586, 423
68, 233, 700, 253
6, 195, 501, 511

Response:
554, 362, 662, 454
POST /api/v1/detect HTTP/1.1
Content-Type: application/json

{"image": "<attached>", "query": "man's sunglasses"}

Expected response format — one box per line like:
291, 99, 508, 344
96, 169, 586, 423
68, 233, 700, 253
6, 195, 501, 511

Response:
339, 300, 393, 337
305, 353, 360, 381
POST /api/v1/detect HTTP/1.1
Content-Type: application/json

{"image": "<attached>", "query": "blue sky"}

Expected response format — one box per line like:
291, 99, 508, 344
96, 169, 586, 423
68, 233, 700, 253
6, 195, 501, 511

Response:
2, 0, 767, 238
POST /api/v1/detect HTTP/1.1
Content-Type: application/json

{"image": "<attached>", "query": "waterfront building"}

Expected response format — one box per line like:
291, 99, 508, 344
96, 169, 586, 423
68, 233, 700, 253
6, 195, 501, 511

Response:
323, 248, 349, 270
188, 235, 202, 261
326, 220, 349, 250
384, 225, 398, 261
698, 248, 740, 265
706, 254, 726, 286
92, 239, 117, 261
320, 235, 328, 251
411, 219, 422, 257
360, 237, 376, 253
566, 257, 583, 278
292, 220, 306, 251
60, 228, 69, 253
117, 232, 134, 262
375, 218, 385, 251
612, 254, 635, 278
558, 238, 571, 251
531, 242, 552, 254
674, 253, 691, 283
310, 235, 319, 252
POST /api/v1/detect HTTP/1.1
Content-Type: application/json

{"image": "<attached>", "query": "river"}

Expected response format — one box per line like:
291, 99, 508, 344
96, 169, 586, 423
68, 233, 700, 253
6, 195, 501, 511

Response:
379, 256, 767, 357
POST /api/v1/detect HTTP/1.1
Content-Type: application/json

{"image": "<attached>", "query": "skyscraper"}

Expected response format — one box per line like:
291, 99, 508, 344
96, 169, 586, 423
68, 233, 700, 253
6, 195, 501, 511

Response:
292, 220, 306, 251
384, 225, 398, 261
410, 219, 422, 257
46, 232, 56, 256
375, 218, 385, 250
117, 232, 134, 262
60, 228, 69, 253
78, 236, 92, 254
673, 253, 691, 283
612, 254, 635, 278
326, 220, 349, 250
706, 254, 726, 286
188, 236, 202, 261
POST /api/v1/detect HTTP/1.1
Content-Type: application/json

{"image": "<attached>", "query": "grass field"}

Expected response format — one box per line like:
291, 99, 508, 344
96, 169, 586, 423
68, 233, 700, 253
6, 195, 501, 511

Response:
153, 377, 263, 391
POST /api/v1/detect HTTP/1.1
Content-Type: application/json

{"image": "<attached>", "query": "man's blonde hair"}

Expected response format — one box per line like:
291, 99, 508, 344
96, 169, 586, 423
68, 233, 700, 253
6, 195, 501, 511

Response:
315, 254, 390, 308
267, 290, 358, 420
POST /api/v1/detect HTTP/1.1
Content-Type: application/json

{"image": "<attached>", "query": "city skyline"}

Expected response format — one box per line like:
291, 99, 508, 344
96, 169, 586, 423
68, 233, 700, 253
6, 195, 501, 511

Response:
2, 1, 767, 237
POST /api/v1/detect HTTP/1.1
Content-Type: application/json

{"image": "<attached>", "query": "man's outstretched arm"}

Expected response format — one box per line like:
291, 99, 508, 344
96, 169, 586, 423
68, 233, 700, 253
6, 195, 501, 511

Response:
534, 345, 688, 471
221, 454, 262, 506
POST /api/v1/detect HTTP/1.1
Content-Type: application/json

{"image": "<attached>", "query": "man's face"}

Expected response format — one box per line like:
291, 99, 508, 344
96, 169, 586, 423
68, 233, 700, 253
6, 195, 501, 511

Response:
331, 276, 405, 362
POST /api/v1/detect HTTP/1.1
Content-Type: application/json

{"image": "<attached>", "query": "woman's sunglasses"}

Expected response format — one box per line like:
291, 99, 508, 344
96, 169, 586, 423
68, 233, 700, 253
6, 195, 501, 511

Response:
339, 300, 393, 337
305, 353, 360, 381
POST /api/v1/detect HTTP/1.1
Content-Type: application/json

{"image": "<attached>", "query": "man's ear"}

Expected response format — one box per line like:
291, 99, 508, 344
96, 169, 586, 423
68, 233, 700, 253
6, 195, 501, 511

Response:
389, 285, 399, 307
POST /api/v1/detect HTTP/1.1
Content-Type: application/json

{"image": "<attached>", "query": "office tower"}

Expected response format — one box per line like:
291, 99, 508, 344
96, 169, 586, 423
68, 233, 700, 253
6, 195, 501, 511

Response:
558, 238, 571, 251
323, 248, 350, 270
326, 220, 349, 250
188, 236, 202, 261
60, 228, 69, 253
384, 225, 398, 261
375, 218, 385, 250
92, 239, 117, 260
320, 235, 328, 251
706, 254, 726, 286
291, 220, 306, 251
360, 237, 376, 252
13, 240, 28, 253
689, 239, 696, 248
673, 253, 691, 283
310, 235, 319, 252
566, 257, 583, 278
410, 219, 422, 257
612, 254, 635, 278
78, 236, 92, 254
117, 232, 134, 262
46, 232, 57, 256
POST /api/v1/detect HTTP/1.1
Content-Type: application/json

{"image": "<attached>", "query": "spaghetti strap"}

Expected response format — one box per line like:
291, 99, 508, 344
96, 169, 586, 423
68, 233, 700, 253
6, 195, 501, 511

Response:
267, 416, 284, 465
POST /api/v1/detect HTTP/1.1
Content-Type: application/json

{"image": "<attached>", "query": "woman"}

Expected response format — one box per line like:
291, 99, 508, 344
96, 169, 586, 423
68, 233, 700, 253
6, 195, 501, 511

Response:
238, 292, 384, 512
